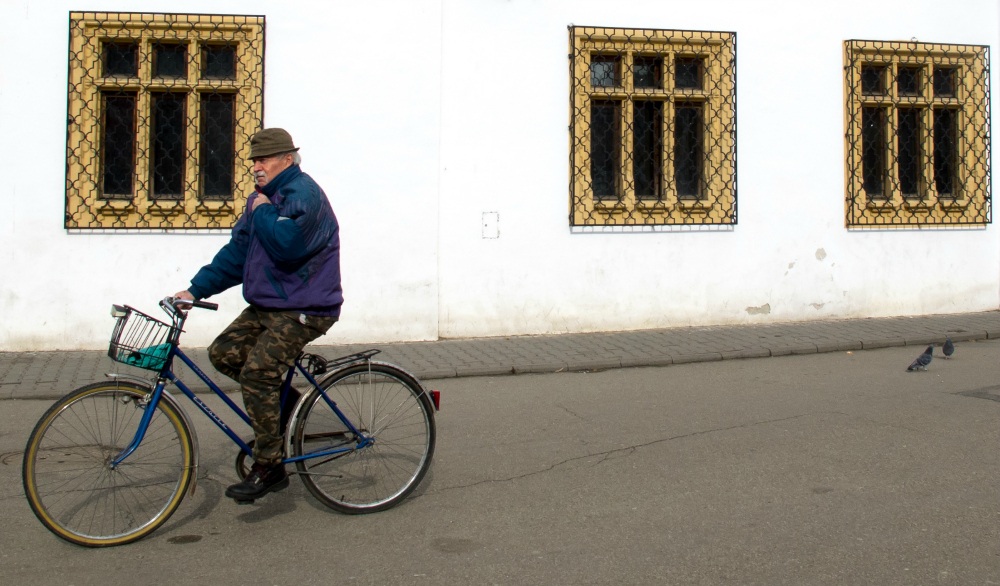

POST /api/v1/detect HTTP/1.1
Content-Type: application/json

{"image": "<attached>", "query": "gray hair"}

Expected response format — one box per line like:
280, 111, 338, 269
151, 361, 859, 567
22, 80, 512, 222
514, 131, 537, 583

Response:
291, 151, 302, 165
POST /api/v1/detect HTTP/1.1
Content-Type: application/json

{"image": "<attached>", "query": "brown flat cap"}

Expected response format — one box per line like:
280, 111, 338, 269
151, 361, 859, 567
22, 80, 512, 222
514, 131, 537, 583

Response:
250, 128, 300, 158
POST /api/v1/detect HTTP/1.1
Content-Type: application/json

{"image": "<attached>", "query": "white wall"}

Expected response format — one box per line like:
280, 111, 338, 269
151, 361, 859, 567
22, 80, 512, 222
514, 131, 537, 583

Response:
1, 0, 443, 349
0, 0, 996, 351
436, 0, 1000, 337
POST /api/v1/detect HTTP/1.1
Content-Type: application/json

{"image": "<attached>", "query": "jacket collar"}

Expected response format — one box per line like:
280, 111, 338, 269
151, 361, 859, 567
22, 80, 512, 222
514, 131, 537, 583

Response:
259, 164, 302, 197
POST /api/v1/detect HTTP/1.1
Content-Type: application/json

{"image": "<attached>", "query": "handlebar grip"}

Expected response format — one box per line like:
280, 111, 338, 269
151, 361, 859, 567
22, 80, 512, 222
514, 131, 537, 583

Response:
165, 296, 218, 312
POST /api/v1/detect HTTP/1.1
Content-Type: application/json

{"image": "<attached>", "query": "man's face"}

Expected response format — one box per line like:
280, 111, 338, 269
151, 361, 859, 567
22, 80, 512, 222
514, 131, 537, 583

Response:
252, 152, 293, 187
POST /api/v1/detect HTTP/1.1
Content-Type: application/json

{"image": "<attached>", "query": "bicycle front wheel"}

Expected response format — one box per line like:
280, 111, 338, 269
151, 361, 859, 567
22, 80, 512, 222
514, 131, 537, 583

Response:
22, 381, 194, 547
291, 363, 436, 514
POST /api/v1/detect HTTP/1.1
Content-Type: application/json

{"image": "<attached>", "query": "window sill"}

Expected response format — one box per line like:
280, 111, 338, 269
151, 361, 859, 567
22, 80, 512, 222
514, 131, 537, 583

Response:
196, 199, 239, 217
97, 199, 136, 215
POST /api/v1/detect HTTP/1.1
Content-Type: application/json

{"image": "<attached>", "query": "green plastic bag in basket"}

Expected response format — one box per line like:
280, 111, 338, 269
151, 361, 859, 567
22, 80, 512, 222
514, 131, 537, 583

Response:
122, 343, 172, 370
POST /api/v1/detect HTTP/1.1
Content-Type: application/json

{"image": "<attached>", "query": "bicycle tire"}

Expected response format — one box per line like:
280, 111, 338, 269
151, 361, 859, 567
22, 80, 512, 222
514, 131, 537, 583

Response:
290, 362, 436, 514
22, 381, 194, 547
234, 439, 254, 479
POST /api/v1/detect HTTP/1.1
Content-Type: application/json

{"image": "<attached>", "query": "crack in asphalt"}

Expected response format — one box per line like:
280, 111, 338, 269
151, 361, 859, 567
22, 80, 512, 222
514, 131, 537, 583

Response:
427, 412, 818, 494
553, 402, 591, 423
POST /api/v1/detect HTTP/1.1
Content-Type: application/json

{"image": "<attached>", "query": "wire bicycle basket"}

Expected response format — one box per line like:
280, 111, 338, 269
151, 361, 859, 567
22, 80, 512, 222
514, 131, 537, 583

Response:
107, 305, 177, 371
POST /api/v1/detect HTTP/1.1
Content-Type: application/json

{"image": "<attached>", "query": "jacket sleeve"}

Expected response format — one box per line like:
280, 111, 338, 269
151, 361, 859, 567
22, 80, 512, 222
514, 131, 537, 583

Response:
188, 213, 250, 300
250, 180, 333, 265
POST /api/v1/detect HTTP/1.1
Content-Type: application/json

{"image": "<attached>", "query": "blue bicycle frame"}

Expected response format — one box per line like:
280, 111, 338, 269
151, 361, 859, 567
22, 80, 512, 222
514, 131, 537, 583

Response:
110, 344, 371, 469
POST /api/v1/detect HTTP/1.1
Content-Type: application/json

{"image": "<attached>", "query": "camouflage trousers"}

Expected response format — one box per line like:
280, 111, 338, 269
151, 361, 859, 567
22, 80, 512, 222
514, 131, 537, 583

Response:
208, 306, 337, 466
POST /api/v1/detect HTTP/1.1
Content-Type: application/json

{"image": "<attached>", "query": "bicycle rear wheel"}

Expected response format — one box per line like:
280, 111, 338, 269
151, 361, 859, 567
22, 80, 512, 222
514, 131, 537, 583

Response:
290, 362, 436, 514
22, 381, 194, 547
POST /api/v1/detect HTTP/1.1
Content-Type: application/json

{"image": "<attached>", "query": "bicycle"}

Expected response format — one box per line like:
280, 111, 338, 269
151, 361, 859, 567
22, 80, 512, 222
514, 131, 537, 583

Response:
21, 298, 439, 547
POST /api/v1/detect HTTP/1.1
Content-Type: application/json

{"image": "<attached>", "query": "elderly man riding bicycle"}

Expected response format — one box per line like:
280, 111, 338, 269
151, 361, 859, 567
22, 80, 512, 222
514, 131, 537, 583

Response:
175, 128, 343, 503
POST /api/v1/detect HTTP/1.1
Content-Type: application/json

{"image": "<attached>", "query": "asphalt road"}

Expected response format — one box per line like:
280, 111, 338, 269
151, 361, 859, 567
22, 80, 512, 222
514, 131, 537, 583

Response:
1, 341, 998, 585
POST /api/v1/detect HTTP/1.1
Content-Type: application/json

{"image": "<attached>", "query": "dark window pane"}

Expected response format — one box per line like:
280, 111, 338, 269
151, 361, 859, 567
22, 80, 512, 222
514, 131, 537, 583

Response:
861, 65, 886, 96
897, 108, 922, 196
633, 100, 663, 198
151, 92, 187, 198
674, 57, 703, 90
934, 108, 957, 197
154, 43, 188, 78
590, 100, 621, 199
674, 102, 703, 198
200, 93, 235, 197
590, 55, 620, 88
862, 107, 886, 197
103, 41, 137, 77
202, 44, 236, 79
933, 67, 957, 98
101, 92, 136, 197
897, 66, 922, 96
634, 57, 662, 89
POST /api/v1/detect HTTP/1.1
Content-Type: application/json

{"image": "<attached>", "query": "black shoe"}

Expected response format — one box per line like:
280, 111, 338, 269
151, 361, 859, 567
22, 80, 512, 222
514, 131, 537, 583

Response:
225, 462, 289, 503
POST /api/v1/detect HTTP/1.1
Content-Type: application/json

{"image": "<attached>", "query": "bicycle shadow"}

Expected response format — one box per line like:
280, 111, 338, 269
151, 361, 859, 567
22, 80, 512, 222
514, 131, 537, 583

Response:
159, 444, 436, 533
161, 466, 300, 536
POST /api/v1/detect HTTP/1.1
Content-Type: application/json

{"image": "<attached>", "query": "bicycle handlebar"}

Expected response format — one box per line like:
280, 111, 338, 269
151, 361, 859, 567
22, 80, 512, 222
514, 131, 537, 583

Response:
161, 296, 219, 314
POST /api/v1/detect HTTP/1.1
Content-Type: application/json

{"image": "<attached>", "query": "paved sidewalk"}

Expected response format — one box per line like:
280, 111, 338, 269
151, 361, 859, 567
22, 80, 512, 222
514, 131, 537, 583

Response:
3, 310, 1000, 401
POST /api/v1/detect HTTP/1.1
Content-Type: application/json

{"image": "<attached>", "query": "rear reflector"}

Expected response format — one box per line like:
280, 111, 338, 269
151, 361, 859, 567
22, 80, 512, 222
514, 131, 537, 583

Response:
430, 389, 441, 411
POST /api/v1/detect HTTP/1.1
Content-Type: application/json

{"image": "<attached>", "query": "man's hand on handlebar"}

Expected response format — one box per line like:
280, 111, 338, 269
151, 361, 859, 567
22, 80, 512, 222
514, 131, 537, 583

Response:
173, 290, 195, 303
166, 292, 218, 313
170, 291, 196, 312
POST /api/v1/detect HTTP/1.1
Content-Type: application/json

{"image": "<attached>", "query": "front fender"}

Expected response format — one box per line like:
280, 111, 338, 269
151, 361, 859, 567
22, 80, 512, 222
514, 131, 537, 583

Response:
107, 374, 201, 496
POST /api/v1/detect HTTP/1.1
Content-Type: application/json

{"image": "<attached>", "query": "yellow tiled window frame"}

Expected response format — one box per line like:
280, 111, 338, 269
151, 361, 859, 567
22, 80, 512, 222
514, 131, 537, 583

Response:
844, 40, 991, 228
569, 27, 737, 227
66, 12, 265, 230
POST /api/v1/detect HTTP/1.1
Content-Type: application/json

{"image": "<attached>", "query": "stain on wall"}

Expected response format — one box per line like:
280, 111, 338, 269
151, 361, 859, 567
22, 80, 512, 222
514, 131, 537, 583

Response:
746, 303, 772, 315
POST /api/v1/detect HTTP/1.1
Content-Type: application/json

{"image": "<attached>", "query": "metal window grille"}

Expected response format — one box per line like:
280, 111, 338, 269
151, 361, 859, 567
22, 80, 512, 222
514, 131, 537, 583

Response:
844, 40, 991, 228
569, 27, 737, 227
66, 12, 265, 230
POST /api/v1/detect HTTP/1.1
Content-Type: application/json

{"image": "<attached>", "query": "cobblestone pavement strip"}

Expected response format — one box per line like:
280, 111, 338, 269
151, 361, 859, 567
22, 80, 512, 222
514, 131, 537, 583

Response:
3, 310, 1000, 400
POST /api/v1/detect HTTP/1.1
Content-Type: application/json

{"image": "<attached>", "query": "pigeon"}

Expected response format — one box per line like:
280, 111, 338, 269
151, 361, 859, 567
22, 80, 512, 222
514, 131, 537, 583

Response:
942, 337, 955, 359
907, 345, 934, 371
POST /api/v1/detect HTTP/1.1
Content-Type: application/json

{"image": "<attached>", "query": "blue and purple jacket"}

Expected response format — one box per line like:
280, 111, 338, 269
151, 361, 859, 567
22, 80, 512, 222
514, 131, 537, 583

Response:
188, 165, 343, 317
